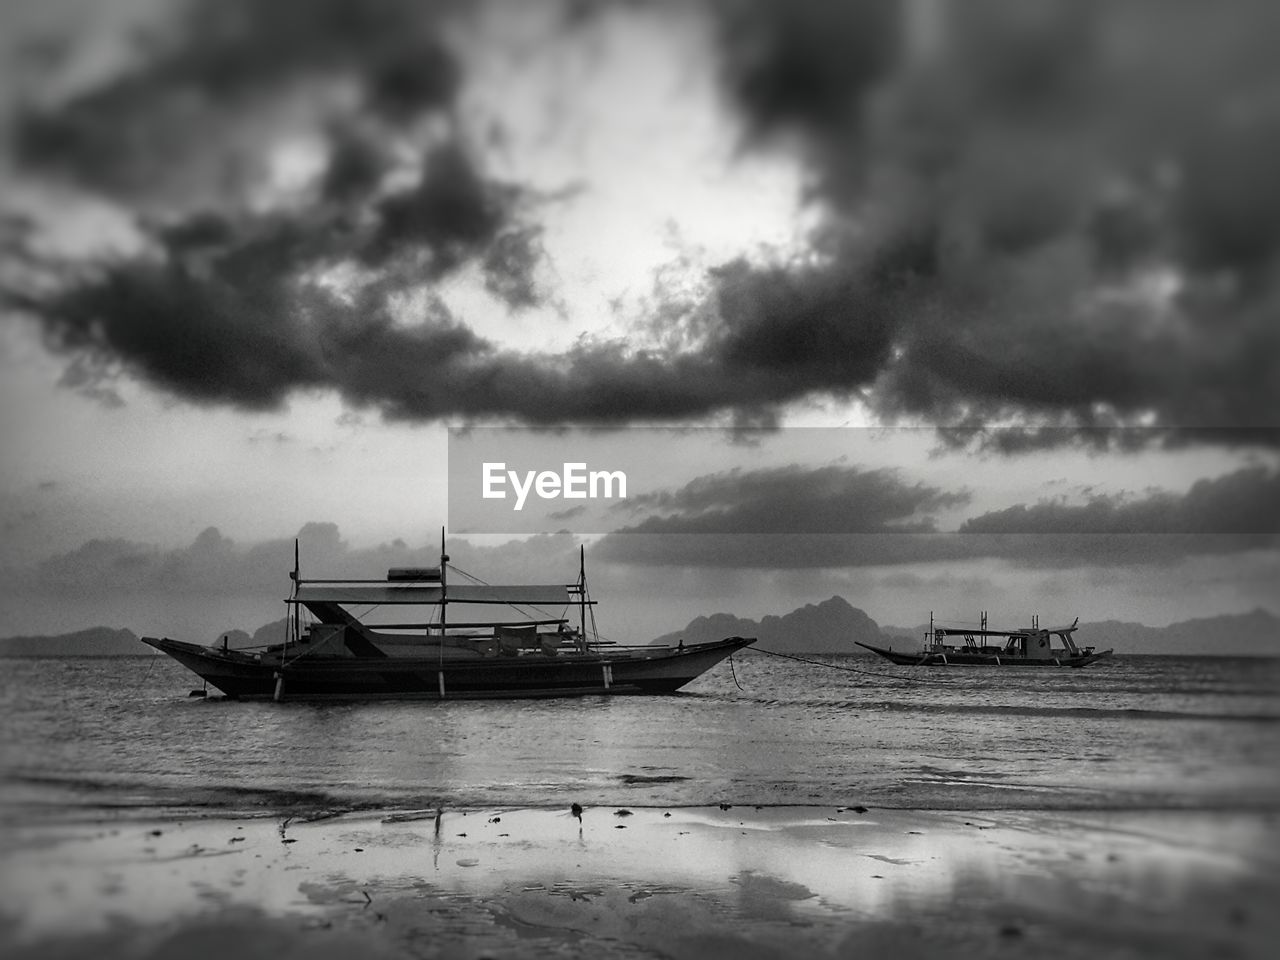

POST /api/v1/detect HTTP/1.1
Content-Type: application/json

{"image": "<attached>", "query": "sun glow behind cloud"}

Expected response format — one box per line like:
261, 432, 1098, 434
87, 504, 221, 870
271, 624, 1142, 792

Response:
438, 2, 815, 354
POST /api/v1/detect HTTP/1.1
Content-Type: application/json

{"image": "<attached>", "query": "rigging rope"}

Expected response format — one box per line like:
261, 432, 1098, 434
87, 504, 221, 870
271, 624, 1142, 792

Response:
448, 560, 617, 648
740, 646, 954, 684
447, 562, 574, 632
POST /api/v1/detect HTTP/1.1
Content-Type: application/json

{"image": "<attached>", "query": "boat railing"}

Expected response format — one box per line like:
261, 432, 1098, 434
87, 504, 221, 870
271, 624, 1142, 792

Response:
355, 619, 571, 630
293, 578, 399, 584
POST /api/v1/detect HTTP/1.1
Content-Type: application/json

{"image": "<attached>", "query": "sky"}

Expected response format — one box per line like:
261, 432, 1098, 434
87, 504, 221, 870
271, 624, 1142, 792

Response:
2, 0, 1278, 644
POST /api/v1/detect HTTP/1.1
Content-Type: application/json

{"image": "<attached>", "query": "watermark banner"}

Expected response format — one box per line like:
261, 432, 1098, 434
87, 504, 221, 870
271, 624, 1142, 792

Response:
448, 425, 955, 537
449, 426, 703, 535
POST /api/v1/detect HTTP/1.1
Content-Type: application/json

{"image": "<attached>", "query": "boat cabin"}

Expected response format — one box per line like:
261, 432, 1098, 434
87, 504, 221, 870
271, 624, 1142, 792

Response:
925, 613, 1092, 661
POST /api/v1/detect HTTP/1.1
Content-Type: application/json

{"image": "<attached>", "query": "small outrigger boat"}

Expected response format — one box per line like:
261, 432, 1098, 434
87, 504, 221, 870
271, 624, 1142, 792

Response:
857, 613, 1112, 668
143, 537, 753, 700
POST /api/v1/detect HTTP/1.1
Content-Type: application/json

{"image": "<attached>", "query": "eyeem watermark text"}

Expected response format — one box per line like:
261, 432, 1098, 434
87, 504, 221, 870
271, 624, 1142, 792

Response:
482, 462, 627, 511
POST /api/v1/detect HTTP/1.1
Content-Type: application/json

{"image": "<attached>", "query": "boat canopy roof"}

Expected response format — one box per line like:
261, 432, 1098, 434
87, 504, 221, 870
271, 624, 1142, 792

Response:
294, 583, 576, 605
935, 625, 1077, 637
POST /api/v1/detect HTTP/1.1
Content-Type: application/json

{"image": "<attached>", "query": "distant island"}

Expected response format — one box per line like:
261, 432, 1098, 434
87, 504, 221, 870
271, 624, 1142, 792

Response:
2, 601, 1277, 657
0, 626, 147, 657
651, 596, 884, 655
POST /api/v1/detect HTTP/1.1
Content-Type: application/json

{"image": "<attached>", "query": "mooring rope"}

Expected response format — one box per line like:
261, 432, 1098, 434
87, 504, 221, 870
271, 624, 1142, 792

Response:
727, 652, 745, 691
132, 650, 159, 691
740, 646, 954, 684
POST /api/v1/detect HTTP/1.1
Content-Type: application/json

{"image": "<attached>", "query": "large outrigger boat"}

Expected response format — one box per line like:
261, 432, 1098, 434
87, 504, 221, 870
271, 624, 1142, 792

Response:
142, 537, 753, 700
857, 613, 1112, 668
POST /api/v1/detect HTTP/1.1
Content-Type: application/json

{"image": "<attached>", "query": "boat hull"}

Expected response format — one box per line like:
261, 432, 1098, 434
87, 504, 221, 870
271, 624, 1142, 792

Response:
856, 641, 1112, 668
142, 636, 755, 700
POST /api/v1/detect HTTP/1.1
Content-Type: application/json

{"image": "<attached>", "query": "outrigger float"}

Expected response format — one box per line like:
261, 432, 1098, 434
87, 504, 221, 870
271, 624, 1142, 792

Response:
142, 535, 753, 700
857, 613, 1112, 668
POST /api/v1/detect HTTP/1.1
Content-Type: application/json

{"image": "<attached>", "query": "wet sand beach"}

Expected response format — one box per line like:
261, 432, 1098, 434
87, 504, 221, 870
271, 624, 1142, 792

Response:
1, 805, 1276, 959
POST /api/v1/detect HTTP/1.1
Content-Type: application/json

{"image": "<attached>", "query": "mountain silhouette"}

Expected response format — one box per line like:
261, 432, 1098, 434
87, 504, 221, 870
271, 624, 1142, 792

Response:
652, 596, 883, 654
3, 605, 1276, 656
0, 626, 142, 657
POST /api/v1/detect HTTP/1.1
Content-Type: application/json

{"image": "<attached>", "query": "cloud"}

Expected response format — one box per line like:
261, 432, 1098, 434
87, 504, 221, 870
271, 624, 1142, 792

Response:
876, 570, 996, 597
4, 0, 554, 408
613, 462, 967, 534
594, 464, 1280, 568
933, 426, 1280, 456
12, 0, 463, 206
595, 530, 1278, 571
360, 143, 526, 277
702, 0, 1280, 445
959, 465, 1280, 535
595, 532, 962, 569
0, 523, 591, 639
4, 0, 1279, 443
7, 523, 583, 599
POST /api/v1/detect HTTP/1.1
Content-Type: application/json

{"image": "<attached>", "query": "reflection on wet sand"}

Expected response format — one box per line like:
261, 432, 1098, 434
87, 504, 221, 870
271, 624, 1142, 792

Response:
1, 806, 1275, 959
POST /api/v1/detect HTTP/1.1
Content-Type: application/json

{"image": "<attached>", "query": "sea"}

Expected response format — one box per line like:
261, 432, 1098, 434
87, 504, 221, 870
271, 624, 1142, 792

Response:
2, 652, 1278, 824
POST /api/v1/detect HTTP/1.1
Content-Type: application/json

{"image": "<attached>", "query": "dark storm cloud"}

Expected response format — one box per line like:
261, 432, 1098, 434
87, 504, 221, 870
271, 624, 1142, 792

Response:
34, 239, 325, 409
614, 463, 967, 534
3, 0, 567, 410
362, 34, 462, 122
6, 0, 551, 351
705, 0, 1280, 446
13, 0, 462, 203
935, 427, 1280, 456
595, 464, 1280, 568
6, 0, 1280, 439
362, 144, 519, 273
716, 0, 901, 144
960, 466, 1280, 536
706, 259, 897, 399
26, 233, 885, 419
319, 126, 393, 205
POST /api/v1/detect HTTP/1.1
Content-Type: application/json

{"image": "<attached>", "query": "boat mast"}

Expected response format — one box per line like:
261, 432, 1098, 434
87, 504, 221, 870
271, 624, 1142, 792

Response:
276, 538, 300, 703
440, 527, 448, 638
579, 544, 587, 645
287, 538, 300, 655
